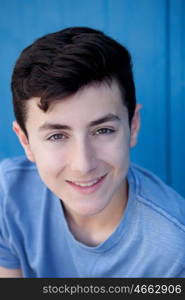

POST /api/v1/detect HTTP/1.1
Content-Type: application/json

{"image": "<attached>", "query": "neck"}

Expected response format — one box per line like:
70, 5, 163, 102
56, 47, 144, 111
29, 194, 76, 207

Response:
63, 179, 128, 246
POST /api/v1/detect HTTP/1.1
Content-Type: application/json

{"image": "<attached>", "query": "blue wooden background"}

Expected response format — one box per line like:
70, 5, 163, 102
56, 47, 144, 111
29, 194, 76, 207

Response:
0, 0, 184, 197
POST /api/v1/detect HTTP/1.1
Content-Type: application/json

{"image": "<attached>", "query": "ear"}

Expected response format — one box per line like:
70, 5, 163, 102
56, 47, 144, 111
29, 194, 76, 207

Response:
129, 104, 142, 148
12, 121, 35, 162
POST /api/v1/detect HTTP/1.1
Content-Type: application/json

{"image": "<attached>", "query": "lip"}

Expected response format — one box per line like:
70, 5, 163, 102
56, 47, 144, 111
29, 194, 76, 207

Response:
66, 174, 107, 195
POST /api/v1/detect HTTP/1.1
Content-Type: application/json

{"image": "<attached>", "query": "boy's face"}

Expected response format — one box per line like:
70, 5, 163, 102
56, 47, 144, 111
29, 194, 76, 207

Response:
13, 80, 140, 218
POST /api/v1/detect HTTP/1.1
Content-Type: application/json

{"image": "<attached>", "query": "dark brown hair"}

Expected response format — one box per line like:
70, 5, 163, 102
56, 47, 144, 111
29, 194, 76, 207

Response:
11, 27, 136, 136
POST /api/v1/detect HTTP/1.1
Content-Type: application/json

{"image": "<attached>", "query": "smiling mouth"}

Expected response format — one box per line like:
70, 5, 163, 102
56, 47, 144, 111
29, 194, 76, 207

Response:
66, 174, 107, 194
67, 174, 106, 187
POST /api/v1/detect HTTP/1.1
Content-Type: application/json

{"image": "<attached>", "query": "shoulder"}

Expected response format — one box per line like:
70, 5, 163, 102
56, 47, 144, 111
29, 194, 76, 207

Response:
129, 164, 185, 269
0, 156, 44, 205
129, 163, 185, 229
0, 155, 36, 174
0, 156, 36, 190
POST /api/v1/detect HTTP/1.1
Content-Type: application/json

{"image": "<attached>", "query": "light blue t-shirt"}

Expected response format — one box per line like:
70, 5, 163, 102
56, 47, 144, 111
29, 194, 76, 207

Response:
0, 156, 185, 278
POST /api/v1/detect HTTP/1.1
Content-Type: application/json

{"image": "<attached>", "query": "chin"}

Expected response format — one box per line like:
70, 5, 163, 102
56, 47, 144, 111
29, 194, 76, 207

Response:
73, 197, 111, 218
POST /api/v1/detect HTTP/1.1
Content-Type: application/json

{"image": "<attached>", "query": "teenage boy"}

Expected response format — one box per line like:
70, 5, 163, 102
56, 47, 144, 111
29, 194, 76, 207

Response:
0, 27, 185, 278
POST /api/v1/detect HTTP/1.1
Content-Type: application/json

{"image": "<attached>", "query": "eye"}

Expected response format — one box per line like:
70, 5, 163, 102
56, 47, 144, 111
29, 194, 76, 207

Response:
94, 128, 115, 135
47, 133, 67, 142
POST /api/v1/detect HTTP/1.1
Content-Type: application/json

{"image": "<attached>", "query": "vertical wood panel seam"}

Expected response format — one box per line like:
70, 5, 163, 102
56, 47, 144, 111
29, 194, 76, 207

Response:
182, 0, 185, 92
165, 0, 171, 185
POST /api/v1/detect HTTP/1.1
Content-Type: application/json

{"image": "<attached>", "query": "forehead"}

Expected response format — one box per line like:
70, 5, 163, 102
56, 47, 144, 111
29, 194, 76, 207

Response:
26, 80, 127, 126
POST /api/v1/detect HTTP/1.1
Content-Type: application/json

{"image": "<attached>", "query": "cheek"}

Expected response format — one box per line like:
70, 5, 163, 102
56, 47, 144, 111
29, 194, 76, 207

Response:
110, 145, 130, 172
31, 145, 67, 179
97, 134, 130, 168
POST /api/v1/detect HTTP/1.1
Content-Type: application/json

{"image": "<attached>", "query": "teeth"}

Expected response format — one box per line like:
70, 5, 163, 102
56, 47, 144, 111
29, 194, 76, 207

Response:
72, 176, 103, 187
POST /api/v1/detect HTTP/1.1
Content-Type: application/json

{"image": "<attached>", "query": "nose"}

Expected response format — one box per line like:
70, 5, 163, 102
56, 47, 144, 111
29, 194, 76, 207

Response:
69, 136, 97, 175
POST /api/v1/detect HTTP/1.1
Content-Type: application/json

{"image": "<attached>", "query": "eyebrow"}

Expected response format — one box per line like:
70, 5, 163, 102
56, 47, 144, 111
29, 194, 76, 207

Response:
38, 113, 121, 132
